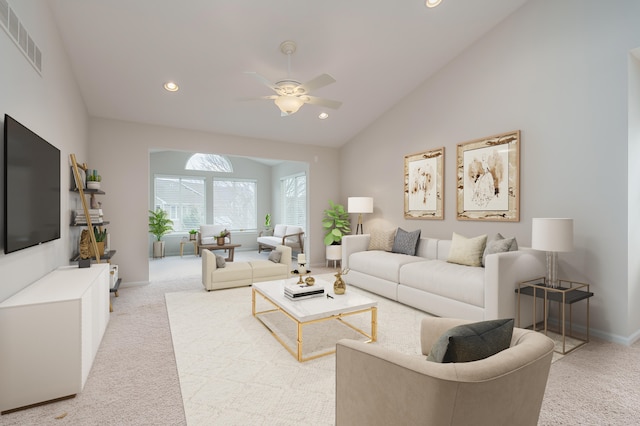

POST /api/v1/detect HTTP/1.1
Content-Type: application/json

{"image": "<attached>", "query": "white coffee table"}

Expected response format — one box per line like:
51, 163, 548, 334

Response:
252, 278, 378, 362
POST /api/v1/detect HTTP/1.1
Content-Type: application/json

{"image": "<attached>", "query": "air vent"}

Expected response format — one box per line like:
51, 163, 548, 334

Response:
0, 0, 42, 75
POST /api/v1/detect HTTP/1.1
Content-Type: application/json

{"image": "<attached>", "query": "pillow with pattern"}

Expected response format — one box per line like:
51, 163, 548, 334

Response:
391, 228, 421, 256
368, 228, 396, 251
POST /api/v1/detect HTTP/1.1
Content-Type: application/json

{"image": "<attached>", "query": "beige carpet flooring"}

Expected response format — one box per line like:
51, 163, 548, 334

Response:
2, 251, 639, 425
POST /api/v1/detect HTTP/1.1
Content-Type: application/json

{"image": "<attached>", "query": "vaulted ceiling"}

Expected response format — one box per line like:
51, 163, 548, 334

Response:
49, 0, 528, 147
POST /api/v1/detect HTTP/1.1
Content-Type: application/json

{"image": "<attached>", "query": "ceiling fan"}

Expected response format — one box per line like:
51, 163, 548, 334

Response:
244, 40, 342, 116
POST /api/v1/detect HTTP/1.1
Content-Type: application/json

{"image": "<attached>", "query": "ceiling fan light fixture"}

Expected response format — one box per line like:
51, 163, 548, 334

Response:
425, 0, 442, 8
275, 95, 304, 115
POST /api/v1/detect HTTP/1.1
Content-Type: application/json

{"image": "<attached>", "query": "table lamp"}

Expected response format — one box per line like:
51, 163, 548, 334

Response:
348, 197, 373, 235
531, 218, 573, 288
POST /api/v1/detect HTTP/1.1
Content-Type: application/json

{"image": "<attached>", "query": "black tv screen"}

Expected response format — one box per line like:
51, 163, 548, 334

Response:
3, 114, 61, 254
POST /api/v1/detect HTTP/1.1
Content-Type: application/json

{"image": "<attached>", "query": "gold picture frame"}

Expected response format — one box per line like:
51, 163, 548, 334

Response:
404, 147, 444, 220
456, 130, 520, 221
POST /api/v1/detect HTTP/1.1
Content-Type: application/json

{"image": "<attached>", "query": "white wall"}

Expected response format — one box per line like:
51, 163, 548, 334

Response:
629, 49, 640, 335
88, 118, 340, 284
0, 2, 88, 302
340, 0, 640, 343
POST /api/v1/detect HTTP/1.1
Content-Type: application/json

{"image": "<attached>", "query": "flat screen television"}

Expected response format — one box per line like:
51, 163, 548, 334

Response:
3, 114, 61, 254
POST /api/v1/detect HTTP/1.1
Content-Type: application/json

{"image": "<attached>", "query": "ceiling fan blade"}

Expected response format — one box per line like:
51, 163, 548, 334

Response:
299, 73, 336, 93
237, 95, 278, 102
304, 95, 342, 109
244, 71, 278, 92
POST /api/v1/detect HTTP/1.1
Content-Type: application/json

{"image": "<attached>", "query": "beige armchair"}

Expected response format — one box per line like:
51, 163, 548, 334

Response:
336, 317, 554, 426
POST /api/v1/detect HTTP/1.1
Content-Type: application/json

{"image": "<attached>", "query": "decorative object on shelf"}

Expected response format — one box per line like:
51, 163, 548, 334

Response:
404, 147, 444, 220
456, 130, 520, 222
531, 218, 574, 288
348, 197, 374, 234
323, 200, 351, 246
148, 208, 174, 258
189, 229, 197, 241
333, 268, 349, 295
86, 169, 102, 190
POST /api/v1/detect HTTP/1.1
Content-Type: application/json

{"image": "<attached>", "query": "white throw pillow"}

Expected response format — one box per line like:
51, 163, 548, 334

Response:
368, 228, 396, 251
273, 224, 287, 238
447, 232, 488, 267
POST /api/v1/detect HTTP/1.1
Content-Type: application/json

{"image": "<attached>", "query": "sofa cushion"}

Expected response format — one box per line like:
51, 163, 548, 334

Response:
349, 250, 424, 283
249, 260, 288, 280
392, 228, 421, 256
447, 232, 487, 267
368, 228, 396, 251
427, 318, 514, 363
268, 251, 282, 263
215, 254, 226, 268
482, 233, 518, 266
273, 224, 287, 237
399, 260, 485, 307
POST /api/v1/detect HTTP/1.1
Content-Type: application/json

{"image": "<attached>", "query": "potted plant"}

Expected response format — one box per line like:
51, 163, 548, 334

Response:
148, 208, 173, 258
188, 229, 198, 241
86, 171, 102, 190
89, 226, 107, 258
322, 200, 351, 264
216, 229, 229, 246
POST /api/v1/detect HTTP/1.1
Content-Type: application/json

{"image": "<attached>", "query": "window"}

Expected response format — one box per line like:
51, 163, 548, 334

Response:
281, 173, 306, 228
186, 153, 233, 172
154, 176, 206, 232
213, 178, 257, 231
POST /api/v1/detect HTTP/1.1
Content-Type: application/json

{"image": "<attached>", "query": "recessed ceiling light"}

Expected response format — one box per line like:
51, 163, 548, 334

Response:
318, 112, 329, 120
425, 0, 442, 7
163, 81, 179, 92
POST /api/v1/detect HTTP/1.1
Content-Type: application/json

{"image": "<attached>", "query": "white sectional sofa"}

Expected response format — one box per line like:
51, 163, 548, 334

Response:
341, 233, 546, 323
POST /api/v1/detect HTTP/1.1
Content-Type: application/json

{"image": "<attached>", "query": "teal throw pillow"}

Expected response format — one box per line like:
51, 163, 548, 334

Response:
427, 318, 514, 363
391, 228, 421, 256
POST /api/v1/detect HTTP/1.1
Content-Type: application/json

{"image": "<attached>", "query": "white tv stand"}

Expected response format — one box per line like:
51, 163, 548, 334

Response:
0, 264, 110, 414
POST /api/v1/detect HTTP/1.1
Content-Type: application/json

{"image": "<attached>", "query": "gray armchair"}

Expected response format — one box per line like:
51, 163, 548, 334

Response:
336, 317, 554, 426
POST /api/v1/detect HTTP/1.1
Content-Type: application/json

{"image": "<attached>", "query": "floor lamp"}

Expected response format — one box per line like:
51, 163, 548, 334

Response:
531, 218, 573, 288
348, 197, 373, 235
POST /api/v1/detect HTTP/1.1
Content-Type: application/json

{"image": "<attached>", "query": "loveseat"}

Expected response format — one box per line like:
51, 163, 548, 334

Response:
202, 245, 292, 291
257, 224, 305, 253
341, 232, 546, 323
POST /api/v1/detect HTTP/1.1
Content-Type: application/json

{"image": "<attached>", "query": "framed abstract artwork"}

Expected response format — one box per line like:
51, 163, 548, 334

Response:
456, 130, 520, 221
404, 147, 444, 220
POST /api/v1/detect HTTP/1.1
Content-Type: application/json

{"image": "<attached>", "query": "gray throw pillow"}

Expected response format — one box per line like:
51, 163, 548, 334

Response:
391, 228, 421, 256
427, 318, 514, 363
215, 254, 226, 268
482, 233, 519, 267
268, 251, 282, 263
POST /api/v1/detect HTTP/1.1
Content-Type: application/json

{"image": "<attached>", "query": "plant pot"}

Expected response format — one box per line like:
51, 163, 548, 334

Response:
326, 244, 342, 267
189, 234, 196, 241
153, 241, 165, 258
217, 237, 225, 246
87, 181, 101, 190
89, 241, 105, 258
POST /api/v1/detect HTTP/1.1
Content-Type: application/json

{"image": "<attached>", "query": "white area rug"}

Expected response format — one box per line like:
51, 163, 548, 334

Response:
165, 276, 426, 425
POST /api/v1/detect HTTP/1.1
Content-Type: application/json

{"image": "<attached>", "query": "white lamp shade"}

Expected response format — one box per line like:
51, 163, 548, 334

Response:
531, 218, 574, 252
348, 197, 373, 214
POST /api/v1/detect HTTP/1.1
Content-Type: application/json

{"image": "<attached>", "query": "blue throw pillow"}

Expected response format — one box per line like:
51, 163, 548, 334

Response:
391, 228, 421, 256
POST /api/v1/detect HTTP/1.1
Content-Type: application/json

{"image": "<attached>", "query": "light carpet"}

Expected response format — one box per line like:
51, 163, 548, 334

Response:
165, 276, 427, 425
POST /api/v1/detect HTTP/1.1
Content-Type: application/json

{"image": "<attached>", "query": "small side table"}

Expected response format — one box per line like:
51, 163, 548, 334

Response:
180, 240, 198, 257
516, 277, 594, 355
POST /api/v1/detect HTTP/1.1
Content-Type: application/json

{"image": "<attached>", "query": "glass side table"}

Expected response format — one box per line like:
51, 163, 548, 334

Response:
516, 277, 594, 355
